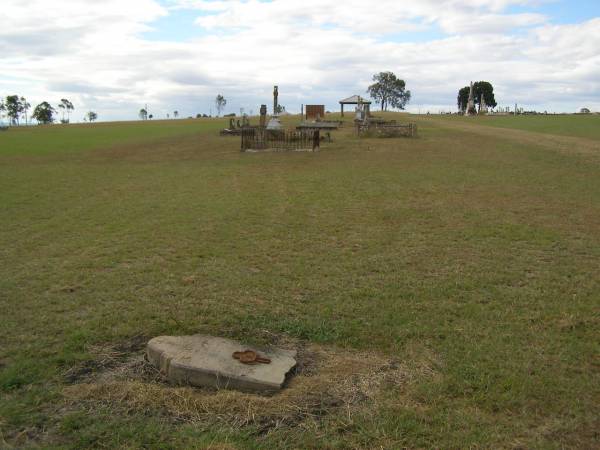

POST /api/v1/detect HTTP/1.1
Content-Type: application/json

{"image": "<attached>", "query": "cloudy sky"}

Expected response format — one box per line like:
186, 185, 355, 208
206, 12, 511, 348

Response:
1, 0, 599, 121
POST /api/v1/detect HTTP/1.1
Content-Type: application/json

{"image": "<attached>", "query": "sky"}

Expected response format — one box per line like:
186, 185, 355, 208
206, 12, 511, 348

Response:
1, 0, 599, 122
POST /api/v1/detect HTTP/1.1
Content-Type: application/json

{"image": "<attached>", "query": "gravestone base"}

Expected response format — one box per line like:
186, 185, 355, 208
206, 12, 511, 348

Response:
147, 335, 297, 393
266, 117, 282, 130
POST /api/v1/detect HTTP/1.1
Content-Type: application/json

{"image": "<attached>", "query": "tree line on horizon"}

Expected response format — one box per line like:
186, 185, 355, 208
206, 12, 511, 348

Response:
0, 95, 98, 125
2, 78, 502, 126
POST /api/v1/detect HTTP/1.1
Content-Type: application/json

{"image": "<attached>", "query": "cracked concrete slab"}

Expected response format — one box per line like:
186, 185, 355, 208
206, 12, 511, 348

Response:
147, 335, 297, 393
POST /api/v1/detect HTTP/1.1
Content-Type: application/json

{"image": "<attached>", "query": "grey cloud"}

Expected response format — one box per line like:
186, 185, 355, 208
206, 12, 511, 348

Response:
46, 81, 129, 94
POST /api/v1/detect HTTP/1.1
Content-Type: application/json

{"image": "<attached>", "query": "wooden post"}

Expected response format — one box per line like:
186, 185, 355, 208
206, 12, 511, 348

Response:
341, 103, 344, 117
312, 130, 320, 151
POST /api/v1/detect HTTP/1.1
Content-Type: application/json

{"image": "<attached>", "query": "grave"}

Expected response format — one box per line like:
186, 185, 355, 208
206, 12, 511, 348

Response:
266, 85, 282, 130
241, 128, 320, 152
305, 105, 325, 121
356, 117, 417, 138
220, 115, 255, 136
465, 81, 477, 116
147, 335, 297, 393
479, 93, 488, 115
259, 104, 267, 128
339, 95, 372, 117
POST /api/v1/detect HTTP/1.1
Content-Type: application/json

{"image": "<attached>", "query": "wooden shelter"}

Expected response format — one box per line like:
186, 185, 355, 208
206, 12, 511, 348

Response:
339, 95, 372, 117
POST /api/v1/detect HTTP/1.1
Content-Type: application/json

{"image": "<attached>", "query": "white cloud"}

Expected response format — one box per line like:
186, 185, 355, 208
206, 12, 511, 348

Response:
0, 0, 599, 122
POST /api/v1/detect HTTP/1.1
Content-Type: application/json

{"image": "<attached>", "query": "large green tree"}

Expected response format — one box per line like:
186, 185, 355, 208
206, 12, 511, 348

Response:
5, 95, 23, 125
474, 81, 497, 111
457, 86, 471, 113
32, 102, 56, 124
139, 108, 148, 120
457, 81, 497, 112
367, 72, 411, 111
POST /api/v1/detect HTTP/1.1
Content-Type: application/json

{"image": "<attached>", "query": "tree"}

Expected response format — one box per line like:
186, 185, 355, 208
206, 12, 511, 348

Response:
174, 110, 179, 119
139, 108, 148, 120
367, 72, 411, 111
457, 82, 497, 112
215, 95, 226, 117
32, 102, 56, 124
84, 111, 98, 122
0, 100, 5, 123
457, 86, 470, 112
275, 104, 286, 114
20, 97, 31, 125
148, 114, 153, 120
473, 81, 497, 111
5, 95, 23, 125
58, 99, 74, 123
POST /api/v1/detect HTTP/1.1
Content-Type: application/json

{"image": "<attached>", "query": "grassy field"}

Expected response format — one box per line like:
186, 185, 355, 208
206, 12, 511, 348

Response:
434, 113, 600, 140
1, 114, 599, 449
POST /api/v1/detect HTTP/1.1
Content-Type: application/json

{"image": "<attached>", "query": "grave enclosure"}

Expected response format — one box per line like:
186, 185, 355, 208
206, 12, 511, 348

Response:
241, 128, 320, 152
356, 121, 418, 138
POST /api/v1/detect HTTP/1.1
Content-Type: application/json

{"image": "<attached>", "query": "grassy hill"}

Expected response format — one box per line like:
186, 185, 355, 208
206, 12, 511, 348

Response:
1, 114, 599, 449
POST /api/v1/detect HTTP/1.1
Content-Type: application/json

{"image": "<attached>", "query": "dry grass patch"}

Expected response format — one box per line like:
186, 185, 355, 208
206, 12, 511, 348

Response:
427, 116, 600, 160
62, 340, 436, 435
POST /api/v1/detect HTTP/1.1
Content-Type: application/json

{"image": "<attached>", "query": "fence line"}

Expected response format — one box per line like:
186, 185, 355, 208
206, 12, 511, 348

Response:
241, 129, 320, 152
356, 122, 417, 138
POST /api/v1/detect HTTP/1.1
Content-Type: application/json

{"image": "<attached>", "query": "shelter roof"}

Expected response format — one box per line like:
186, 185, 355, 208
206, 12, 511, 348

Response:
339, 95, 372, 104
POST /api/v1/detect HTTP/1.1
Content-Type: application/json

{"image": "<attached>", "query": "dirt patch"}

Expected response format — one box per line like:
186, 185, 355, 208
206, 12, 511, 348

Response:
62, 339, 435, 435
64, 335, 152, 384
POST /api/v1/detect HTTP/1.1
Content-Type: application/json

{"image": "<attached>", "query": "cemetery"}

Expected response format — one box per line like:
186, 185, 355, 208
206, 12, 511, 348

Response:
228, 86, 417, 152
3, 0, 600, 446
2, 107, 599, 448
2, 65, 600, 450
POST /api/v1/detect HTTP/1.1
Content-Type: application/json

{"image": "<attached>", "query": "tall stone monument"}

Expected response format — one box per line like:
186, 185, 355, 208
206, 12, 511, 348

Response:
479, 93, 488, 115
466, 82, 476, 116
267, 85, 282, 130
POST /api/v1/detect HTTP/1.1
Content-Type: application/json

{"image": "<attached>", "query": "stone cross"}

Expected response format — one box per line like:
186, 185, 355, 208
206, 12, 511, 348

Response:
273, 86, 279, 116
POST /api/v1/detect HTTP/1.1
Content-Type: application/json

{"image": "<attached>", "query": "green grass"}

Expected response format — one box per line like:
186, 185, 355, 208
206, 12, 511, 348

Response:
432, 113, 600, 140
1, 115, 599, 448
0, 118, 223, 156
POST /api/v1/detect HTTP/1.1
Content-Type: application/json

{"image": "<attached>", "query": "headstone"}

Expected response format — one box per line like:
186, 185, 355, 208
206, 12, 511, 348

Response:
260, 105, 267, 128
479, 93, 488, 114
267, 85, 282, 130
147, 335, 297, 393
354, 97, 367, 122
466, 82, 476, 116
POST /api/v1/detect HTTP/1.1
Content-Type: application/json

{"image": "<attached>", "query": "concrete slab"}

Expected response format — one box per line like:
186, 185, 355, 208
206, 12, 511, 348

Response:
147, 335, 297, 393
